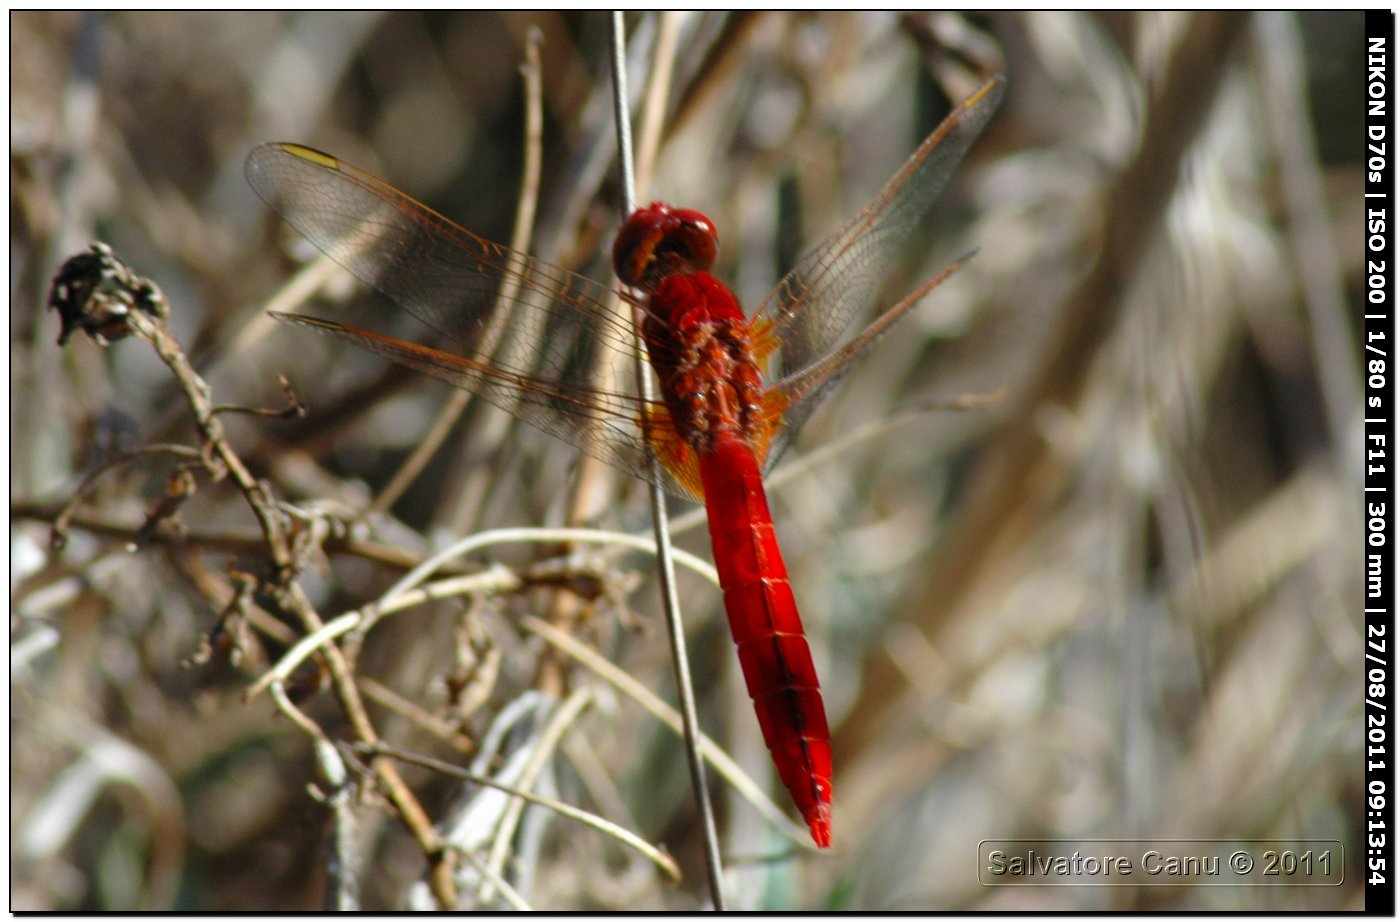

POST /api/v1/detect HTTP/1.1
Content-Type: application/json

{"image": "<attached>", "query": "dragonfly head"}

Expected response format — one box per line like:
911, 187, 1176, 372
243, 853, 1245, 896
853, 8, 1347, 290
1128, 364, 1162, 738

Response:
613, 202, 718, 290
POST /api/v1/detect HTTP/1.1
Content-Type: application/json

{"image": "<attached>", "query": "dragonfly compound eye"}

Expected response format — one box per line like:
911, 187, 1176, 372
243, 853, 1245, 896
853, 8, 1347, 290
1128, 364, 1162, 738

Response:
613, 202, 719, 288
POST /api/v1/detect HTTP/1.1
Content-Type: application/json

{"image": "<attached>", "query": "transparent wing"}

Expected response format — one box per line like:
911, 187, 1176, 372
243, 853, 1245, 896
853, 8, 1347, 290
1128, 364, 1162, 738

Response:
246, 143, 694, 496
751, 75, 1004, 463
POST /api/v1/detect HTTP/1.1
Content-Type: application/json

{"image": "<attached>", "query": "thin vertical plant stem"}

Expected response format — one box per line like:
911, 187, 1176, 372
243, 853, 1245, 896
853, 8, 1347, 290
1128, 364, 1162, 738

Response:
371, 28, 547, 521
608, 11, 728, 910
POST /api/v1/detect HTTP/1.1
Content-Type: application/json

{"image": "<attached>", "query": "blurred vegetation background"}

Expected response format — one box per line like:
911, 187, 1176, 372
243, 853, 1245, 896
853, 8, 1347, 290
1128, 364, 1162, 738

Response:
11, 11, 1366, 910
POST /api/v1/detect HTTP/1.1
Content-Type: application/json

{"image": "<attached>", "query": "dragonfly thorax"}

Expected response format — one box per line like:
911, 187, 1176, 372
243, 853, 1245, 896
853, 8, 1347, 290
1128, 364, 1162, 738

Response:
642, 272, 766, 452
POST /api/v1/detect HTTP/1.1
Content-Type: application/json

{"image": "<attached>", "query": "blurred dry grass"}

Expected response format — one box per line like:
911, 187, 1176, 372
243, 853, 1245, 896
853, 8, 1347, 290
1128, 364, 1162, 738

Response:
10, 11, 1365, 910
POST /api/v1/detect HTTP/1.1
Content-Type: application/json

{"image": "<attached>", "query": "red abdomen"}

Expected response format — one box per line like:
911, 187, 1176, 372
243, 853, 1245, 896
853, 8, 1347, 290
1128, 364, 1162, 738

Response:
698, 436, 833, 847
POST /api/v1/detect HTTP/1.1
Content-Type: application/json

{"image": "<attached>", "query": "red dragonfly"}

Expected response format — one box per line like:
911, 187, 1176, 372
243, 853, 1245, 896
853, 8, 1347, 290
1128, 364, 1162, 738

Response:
247, 74, 1003, 848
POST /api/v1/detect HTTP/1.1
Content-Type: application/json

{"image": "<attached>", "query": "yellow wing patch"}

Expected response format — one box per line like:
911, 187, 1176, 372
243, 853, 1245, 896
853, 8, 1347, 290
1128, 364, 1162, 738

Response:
641, 404, 705, 501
